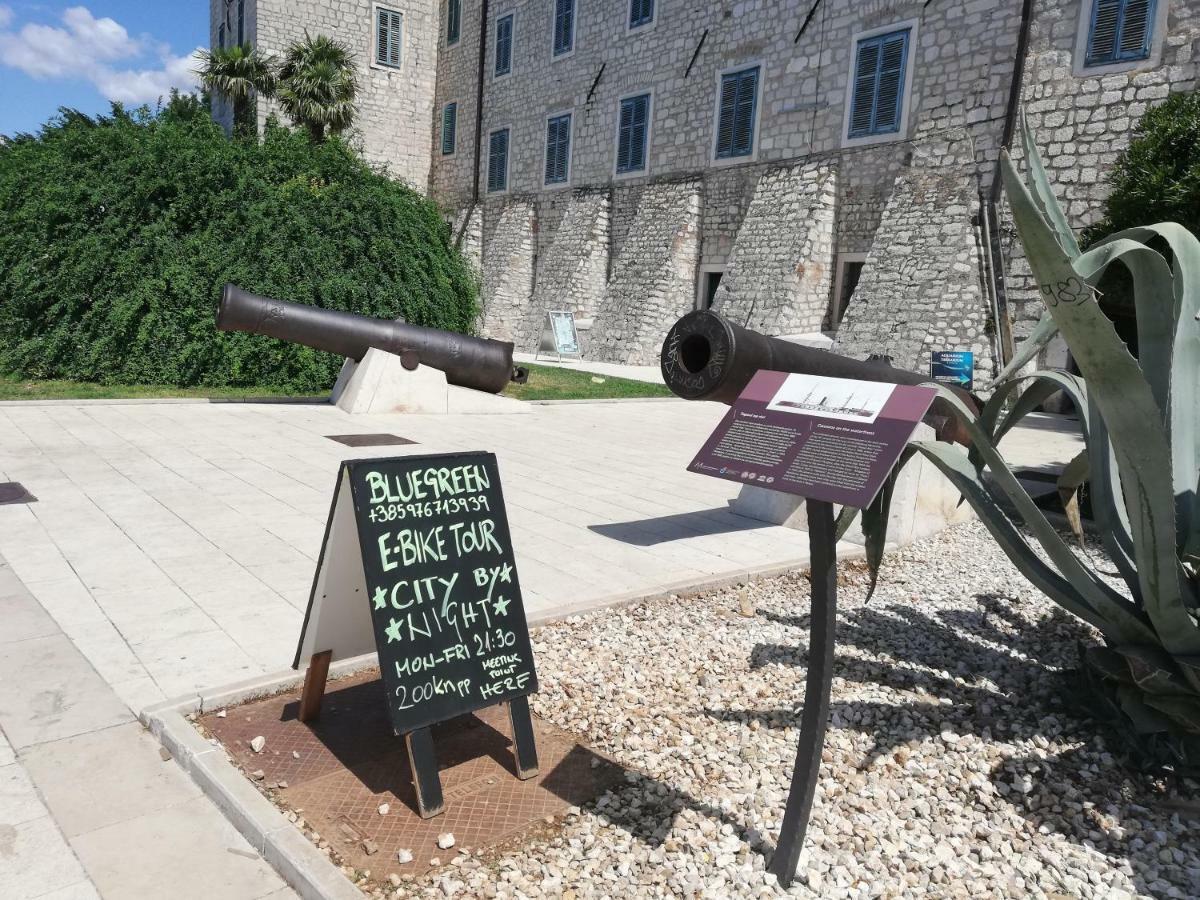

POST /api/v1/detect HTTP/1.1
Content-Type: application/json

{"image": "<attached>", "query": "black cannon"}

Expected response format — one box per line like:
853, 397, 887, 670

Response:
217, 285, 527, 394
660, 309, 973, 440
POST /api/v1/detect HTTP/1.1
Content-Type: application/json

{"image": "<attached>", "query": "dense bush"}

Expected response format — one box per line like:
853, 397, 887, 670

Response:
1087, 89, 1200, 243
0, 95, 478, 390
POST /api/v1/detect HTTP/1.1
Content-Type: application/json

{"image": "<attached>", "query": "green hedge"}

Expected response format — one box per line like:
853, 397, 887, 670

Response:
0, 95, 478, 391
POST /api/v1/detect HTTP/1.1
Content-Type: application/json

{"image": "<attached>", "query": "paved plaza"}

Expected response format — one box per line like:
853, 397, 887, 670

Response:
0, 396, 1082, 898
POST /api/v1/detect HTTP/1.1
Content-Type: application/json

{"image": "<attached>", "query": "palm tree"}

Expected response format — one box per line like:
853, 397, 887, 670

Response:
196, 43, 276, 136
276, 35, 359, 143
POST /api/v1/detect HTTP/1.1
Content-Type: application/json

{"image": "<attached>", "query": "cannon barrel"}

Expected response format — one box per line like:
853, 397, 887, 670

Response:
660, 310, 973, 440
217, 285, 526, 395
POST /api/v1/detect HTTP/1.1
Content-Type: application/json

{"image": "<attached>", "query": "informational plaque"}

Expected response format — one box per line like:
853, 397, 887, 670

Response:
688, 371, 937, 508
293, 451, 539, 816
930, 350, 974, 391
536, 310, 580, 360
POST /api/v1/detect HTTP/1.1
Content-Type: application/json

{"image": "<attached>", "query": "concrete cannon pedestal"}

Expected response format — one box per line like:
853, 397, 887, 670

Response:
729, 424, 973, 546
331, 348, 529, 415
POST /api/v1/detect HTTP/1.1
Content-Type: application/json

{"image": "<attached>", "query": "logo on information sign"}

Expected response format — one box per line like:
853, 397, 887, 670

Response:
930, 350, 974, 392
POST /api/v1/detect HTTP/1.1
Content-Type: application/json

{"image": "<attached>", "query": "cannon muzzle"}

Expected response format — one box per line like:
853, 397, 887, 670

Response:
661, 310, 973, 442
217, 285, 527, 394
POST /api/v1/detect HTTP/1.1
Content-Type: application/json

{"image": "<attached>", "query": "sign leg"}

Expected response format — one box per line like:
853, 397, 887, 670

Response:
506, 696, 540, 779
297, 650, 332, 724
768, 499, 838, 888
404, 727, 445, 818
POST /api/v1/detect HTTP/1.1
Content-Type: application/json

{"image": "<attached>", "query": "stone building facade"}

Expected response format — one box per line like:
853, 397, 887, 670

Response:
213, 0, 1200, 376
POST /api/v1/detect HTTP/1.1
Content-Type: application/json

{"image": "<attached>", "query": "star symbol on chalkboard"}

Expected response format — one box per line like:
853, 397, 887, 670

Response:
385, 617, 404, 644
498, 563, 513, 584
491, 594, 511, 617
372, 586, 388, 610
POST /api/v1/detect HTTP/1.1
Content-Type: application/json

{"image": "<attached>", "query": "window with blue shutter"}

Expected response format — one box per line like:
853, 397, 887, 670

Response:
375, 7, 403, 68
442, 103, 458, 155
848, 28, 910, 139
616, 94, 650, 174
495, 14, 514, 76
553, 0, 575, 56
629, 0, 655, 28
1086, 0, 1155, 66
545, 114, 572, 184
488, 129, 510, 193
715, 66, 760, 160
447, 0, 462, 45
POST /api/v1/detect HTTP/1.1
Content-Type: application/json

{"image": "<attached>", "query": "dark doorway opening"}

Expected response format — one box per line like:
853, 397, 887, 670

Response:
700, 270, 724, 309
828, 259, 865, 329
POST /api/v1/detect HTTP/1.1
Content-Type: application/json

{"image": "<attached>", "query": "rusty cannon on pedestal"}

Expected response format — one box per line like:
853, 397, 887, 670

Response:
660, 309, 973, 442
216, 284, 528, 394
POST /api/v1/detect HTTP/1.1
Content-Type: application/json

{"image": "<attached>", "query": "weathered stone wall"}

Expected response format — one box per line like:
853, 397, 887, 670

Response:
479, 200, 537, 342
237, 0, 439, 188
519, 190, 611, 352
835, 135, 997, 384
712, 162, 837, 334
1005, 0, 1200, 343
590, 180, 701, 365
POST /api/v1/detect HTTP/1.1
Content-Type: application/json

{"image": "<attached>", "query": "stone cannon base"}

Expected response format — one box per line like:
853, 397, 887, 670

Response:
332, 348, 529, 416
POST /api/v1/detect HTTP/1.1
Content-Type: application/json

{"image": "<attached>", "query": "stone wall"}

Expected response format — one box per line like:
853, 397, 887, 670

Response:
835, 136, 997, 384
231, 0, 440, 189
520, 190, 611, 352
711, 162, 837, 334
590, 180, 701, 365
479, 200, 537, 343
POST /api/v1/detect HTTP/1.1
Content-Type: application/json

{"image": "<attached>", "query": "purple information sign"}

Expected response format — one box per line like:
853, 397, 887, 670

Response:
688, 371, 937, 508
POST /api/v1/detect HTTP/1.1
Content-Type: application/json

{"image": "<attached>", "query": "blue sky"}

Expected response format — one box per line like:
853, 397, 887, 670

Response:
0, 2, 208, 137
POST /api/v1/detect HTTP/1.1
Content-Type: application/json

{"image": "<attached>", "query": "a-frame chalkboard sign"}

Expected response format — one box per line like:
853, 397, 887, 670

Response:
293, 451, 539, 817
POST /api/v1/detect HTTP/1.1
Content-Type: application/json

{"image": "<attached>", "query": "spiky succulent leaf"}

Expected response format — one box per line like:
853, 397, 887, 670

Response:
1118, 685, 1174, 734
1084, 645, 1136, 685
991, 312, 1059, 386
1020, 116, 1081, 258
860, 447, 914, 602
1143, 694, 1200, 734
1116, 645, 1192, 696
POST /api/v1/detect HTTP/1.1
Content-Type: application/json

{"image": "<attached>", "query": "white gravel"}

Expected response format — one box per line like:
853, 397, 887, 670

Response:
388, 521, 1199, 899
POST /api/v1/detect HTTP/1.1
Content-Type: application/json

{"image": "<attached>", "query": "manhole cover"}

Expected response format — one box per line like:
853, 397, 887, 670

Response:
326, 434, 417, 448
0, 482, 36, 505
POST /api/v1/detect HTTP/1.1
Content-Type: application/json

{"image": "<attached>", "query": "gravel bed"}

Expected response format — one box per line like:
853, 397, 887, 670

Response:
391, 521, 1198, 899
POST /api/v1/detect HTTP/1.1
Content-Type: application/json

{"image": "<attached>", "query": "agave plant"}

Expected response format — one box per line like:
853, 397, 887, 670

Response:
852, 121, 1200, 771
276, 34, 359, 143
196, 43, 277, 135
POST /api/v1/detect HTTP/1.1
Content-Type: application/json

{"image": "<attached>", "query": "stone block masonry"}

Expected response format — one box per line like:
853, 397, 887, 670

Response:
591, 180, 702, 365
480, 200, 537, 343
519, 190, 611, 352
712, 162, 837, 335
835, 136, 997, 385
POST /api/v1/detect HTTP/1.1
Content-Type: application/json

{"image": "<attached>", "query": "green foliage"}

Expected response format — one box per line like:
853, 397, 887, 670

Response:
196, 43, 277, 135
0, 96, 479, 392
853, 121, 1200, 773
276, 35, 358, 143
1086, 90, 1200, 244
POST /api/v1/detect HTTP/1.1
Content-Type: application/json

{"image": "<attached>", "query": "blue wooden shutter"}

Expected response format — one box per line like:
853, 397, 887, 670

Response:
495, 15, 513, 75
554, 0, 574, 55
1117, 0, 1154, 58
849, 29, 909, 138
377, 9, 402, 67
716, 67, 759, 158
447, 0, 461, 44
545, 114, 571, 183
1087, 0, 1122, 63
630, 0, 654, 28
442, 103, 457, 155
617, 94, 649, 173
488, 129, 509, 192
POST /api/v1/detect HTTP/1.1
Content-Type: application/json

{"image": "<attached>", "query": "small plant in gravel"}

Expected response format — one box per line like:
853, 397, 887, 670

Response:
855, 122, 1200, 774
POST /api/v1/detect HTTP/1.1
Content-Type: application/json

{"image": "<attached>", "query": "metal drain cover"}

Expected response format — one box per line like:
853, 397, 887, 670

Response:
0, 482, 36, 504
325, 434, 417, 448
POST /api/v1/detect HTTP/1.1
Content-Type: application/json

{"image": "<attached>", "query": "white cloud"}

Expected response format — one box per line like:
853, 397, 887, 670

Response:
0, 5, 201, 105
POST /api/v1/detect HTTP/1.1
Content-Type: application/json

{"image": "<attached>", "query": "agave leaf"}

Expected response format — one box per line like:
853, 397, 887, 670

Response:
1084, 644, 1136, 685
1087, 396, 1140, 601
1143, 694, 1200, 735
1002, 152, 1200, 660
971, 372, 1087, 476
1075, 239, 1175, 424
1118, 685, 1174, 734
1058, 449, 1089, 547
991, 313, 1059, 386
923, 383, 1155, 643
859, 447, 913, 602
903, 440, 1154, 640
1115, 645, 1192, 696
834, 505, 860, 542
1020, 117, 1081, 258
